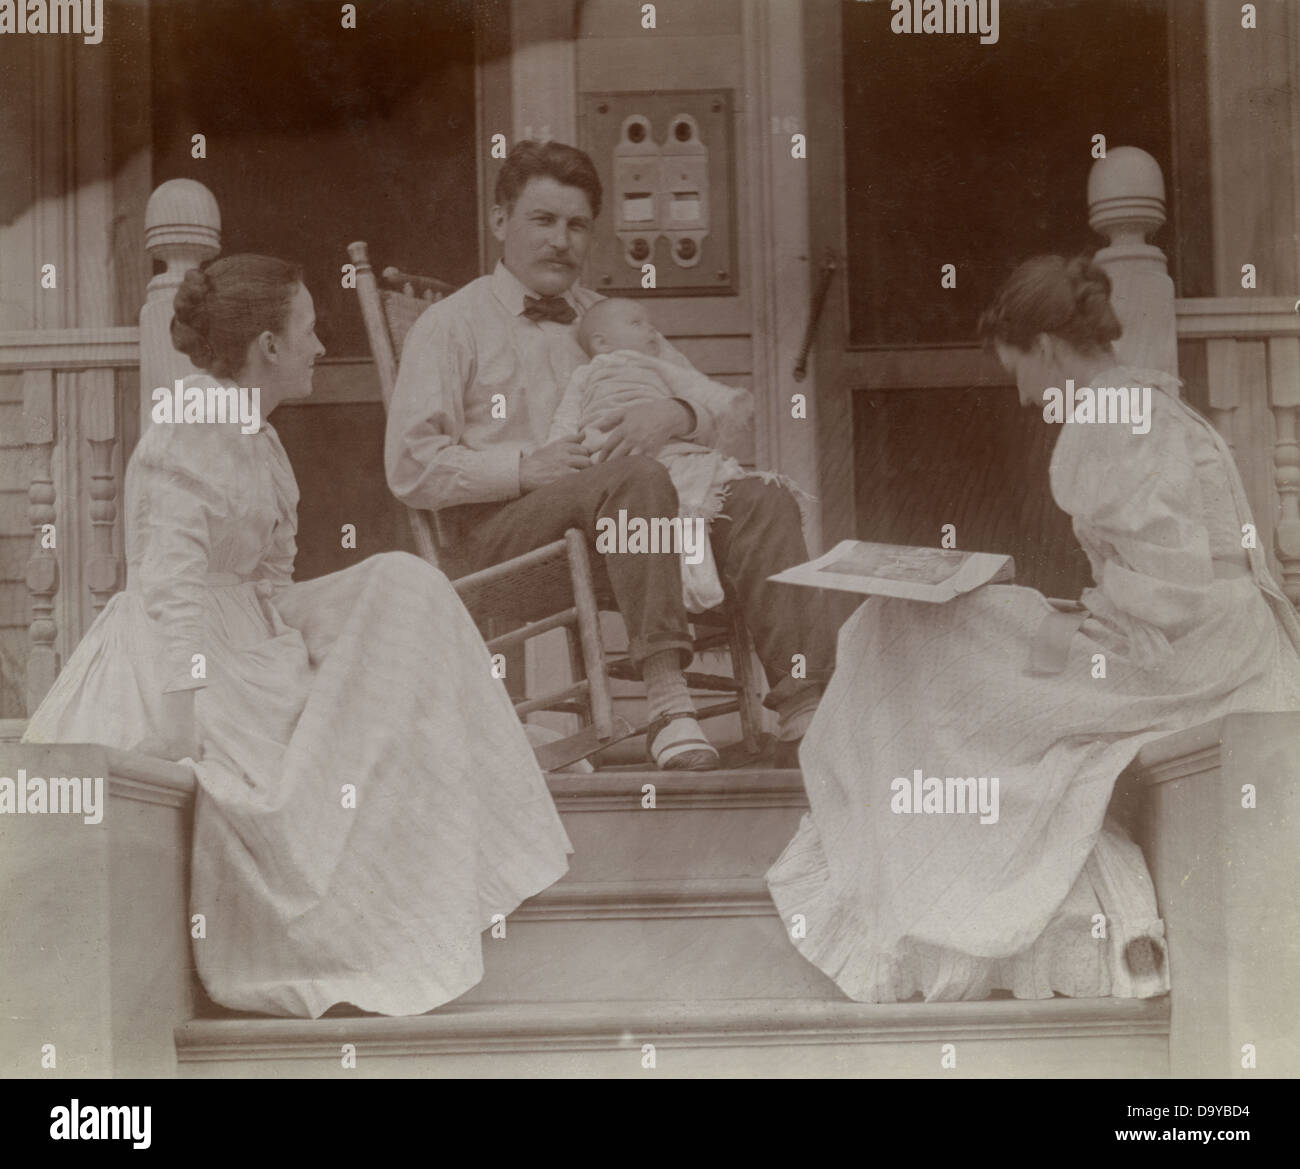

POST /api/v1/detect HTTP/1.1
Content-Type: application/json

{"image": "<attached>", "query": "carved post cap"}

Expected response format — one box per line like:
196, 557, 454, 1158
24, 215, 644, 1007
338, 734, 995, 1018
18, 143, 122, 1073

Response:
1088, 146, 1166, 243
1086, 147, 1177, 376
144, 179, 221, 268
140, 180, 222, 430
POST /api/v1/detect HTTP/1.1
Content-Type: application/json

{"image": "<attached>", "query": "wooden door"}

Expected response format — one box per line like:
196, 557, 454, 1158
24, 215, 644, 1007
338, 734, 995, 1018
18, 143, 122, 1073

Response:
149, 0, 485, 580
802, 0, 1183, 598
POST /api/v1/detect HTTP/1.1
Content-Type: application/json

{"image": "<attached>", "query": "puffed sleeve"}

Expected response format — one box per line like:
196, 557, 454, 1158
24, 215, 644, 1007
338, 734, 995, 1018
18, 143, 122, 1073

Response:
1050, 391, 1216, 648
385, 301, 528, 509
131, 428, 235, 693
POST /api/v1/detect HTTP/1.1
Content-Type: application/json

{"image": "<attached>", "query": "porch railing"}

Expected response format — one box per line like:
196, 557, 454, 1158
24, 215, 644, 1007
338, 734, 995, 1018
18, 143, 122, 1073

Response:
5, 158, 1300, 717
2, 330, 139, 715
3, 178, 219, 716
1089, 146, 1299, 603
1174, 297, 1300, 602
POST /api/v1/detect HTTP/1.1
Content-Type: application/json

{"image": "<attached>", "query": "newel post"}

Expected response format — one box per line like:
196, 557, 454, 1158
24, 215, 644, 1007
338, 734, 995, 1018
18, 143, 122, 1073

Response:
139, 180, 221, 433
1087, 147, 1178, 378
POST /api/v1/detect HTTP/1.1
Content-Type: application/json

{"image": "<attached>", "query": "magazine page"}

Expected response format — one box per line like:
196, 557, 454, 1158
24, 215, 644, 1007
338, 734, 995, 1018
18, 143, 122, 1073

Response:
769, 540, 1014, 602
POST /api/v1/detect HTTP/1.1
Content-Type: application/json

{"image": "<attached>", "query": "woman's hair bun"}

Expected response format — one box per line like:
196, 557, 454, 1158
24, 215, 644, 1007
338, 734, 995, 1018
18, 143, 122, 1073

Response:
1067, 257, 1122, 344
978, 252, 1122, 353
171, 266, 212, 326
168, 255, 304, 379
170, 266, 217, 370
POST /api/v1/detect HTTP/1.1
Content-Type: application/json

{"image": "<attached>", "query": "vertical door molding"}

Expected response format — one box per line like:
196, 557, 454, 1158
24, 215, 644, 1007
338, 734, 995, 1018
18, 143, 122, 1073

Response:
801, 0, 854, 547
742, 0, 821, 546
477, 0, 514, 276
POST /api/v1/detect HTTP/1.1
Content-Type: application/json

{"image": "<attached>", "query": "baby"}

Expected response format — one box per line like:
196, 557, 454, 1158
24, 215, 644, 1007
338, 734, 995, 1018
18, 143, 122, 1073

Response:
550, 297, 792, 613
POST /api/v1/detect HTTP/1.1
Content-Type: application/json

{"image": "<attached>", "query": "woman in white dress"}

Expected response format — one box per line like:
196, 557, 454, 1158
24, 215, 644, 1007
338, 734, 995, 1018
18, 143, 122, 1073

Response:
23, 255, 573, 1018
767, 256, 1300, 1003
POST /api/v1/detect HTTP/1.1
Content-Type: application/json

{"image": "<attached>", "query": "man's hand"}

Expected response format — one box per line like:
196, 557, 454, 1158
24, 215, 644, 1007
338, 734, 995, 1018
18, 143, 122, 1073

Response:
520, 435, 592, 493
596, 400, 694, 463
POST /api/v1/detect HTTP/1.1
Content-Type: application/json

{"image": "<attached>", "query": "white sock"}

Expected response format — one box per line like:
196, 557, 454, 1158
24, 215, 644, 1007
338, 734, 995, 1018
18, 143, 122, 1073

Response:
642, 649, 695, 722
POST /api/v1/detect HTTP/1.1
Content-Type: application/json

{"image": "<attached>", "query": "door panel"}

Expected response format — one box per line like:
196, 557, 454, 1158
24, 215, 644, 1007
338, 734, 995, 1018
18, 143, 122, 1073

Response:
805, 0, 1177, 596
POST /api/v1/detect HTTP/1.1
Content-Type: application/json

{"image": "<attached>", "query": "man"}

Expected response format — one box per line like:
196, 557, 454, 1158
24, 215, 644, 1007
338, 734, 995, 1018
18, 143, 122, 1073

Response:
385, 140, 833, 770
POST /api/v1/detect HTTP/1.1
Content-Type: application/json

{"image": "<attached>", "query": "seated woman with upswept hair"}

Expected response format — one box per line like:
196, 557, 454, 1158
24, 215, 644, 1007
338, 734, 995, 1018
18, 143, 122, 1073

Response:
767, 255, 1300, 1003
24, 255, 573, 1018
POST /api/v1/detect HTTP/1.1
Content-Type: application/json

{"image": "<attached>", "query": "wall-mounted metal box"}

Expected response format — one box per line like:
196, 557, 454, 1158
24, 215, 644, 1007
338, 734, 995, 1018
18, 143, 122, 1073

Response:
578, 89, 736, 297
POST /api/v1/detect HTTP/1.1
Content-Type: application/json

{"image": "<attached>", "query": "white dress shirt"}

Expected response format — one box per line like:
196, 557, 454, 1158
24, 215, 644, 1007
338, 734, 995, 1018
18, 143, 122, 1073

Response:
384, 260, 741, 511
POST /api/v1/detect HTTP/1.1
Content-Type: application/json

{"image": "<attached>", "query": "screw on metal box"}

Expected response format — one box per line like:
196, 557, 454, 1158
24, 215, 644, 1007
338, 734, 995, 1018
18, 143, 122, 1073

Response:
674, 121, 692, 142
676, 239, 697, 260
630, 239, 651, 261
627, 122, 646, 143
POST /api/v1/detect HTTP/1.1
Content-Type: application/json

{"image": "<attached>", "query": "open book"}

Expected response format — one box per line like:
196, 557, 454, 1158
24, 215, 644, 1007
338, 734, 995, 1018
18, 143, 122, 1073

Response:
768, 540, 1015, 603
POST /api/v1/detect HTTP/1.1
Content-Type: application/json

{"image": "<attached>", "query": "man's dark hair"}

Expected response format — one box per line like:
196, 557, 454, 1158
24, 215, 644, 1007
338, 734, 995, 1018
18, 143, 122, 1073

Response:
494, 140, 603, 219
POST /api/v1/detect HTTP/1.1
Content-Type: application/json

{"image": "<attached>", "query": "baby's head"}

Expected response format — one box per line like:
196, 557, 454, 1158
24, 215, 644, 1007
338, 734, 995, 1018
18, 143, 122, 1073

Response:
577, 298, 661, 358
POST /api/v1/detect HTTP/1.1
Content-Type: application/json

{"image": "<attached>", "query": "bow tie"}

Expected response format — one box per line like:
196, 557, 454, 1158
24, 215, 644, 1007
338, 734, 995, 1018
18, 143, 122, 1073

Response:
522, 294, 577, 325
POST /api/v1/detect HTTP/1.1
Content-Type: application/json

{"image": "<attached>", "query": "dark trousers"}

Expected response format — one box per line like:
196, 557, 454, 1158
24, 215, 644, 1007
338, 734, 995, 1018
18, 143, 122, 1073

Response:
446, 456, 835, 709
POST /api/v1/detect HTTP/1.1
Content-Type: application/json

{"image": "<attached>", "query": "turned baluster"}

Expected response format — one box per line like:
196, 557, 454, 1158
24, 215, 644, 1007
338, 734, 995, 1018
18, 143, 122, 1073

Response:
24, 369, 58, 714
1269, 337, 1300, 605
85, 370, 120, 614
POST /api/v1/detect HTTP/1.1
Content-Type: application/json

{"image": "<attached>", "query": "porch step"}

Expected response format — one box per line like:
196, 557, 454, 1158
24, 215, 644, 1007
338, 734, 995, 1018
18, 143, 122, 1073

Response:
547, 767, 807, 883
462, 877, 843, 1002
454, 768, 814, 1002
174, 995, 1171, 1078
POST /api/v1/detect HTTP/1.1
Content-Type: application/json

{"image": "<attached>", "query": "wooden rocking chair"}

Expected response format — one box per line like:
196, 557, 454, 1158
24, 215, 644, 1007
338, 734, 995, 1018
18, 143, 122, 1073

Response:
348, 240, 763, 769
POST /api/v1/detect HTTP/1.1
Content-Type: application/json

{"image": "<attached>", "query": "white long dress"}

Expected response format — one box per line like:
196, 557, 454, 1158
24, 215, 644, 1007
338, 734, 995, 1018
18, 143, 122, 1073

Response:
23, 384, 573, 1018
767, 369, 1300, 1003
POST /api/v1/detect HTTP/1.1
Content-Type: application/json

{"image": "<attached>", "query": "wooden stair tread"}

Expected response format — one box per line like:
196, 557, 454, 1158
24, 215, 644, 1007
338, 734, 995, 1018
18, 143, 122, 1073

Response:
547, 766, 806, 809
176, 994, 1171, 1057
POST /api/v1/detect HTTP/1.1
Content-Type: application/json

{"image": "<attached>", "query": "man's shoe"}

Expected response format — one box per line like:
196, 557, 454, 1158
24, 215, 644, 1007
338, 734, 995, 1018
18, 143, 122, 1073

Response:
648, 711, 720, 771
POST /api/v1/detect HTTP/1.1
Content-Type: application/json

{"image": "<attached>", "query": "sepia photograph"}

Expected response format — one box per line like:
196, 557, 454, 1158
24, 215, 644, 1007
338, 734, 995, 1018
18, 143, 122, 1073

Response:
0, 0, 1297, 1125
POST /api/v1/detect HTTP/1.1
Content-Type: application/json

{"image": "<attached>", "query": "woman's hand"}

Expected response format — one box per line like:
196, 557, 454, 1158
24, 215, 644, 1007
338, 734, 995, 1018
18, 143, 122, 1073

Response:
132, 689, 201, 762
596, 400, 694, 462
